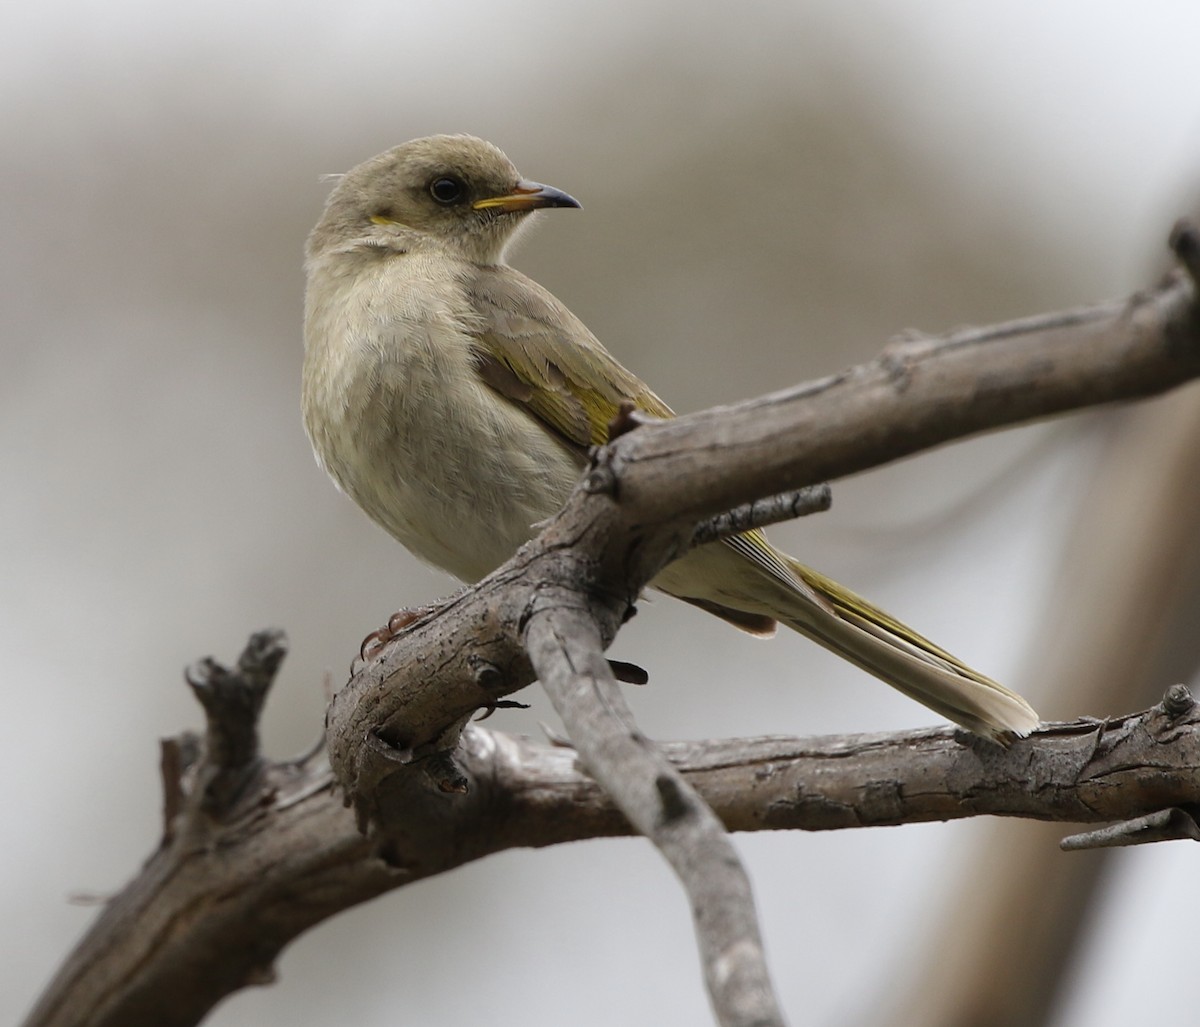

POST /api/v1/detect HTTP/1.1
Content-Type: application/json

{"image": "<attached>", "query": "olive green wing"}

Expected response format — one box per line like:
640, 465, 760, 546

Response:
464, 264, 673, 451
464, 263, 788, 635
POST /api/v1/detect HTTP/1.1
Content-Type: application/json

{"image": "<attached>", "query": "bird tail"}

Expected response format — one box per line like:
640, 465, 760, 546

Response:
656, 537, 1039, 744
779, 557, 1039, 745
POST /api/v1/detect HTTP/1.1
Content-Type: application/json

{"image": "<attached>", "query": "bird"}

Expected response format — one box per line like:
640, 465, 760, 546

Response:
302, 134, 1039, 744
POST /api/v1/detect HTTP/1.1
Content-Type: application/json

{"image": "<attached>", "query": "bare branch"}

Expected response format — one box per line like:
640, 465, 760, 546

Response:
606, 270, 1200, 526
1060, 807, 1200, 850
497, 688, 1200, 843
27, 664, 1200, 1027
525, 598, 784, 1027
23, 634, 395, 1027
690, 485, 832, 547
183, 628, 284, 814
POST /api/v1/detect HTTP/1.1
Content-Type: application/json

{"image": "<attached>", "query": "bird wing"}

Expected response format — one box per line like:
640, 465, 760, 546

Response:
465, 263, 674, 449
463, 263, 807, 634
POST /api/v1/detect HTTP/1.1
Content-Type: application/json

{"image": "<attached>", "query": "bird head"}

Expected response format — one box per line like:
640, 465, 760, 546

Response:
307, 134, 580, 266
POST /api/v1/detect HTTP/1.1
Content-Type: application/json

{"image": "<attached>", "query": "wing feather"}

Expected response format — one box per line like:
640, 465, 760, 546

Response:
465, 265, 672, 451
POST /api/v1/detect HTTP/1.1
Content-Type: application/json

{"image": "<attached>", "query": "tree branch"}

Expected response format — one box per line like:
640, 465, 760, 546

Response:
492, 687, 1200, 843
27, 659, 1200, 1027
526, 598, 783, 1027
690, 484, 832, 547
606, 269, 1200, 527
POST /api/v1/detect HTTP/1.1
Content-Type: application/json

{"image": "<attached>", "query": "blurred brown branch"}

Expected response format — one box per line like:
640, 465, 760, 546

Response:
23, 238, 1200, 1027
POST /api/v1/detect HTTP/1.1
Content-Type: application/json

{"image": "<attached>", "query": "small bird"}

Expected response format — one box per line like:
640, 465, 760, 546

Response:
302, 134, 1038, 743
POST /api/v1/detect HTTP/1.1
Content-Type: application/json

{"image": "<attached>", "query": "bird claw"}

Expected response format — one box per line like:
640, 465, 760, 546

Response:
474, 698, 532, 721
359, 607, 426, 661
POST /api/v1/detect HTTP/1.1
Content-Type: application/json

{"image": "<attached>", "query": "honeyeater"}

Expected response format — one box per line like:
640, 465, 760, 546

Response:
301, 134, 1039, 744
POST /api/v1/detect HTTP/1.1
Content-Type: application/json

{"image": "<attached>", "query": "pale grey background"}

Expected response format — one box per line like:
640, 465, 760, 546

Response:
4, 3, 1200, 1025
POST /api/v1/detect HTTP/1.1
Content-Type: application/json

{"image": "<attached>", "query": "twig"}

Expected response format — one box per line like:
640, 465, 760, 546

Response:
183, 628, 285, 815
690, 485, 832, 548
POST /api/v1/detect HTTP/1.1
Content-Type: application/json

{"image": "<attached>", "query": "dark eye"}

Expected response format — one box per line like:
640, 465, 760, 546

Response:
429, 176, 465, 205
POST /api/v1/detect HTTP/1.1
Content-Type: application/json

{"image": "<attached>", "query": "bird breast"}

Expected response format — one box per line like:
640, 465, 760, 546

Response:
302, 249, 580, 582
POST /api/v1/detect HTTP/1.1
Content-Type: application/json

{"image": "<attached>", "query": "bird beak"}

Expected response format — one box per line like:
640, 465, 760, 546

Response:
472, 179, 582, 213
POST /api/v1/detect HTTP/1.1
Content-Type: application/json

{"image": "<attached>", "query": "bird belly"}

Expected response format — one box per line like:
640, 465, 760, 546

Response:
361, 387, 579, 583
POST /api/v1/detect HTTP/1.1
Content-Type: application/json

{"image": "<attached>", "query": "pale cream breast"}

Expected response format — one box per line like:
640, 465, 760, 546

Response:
303, 247, 580, 582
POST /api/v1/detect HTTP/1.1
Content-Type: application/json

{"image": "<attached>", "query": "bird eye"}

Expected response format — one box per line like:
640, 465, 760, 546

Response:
429, 177, 465, 205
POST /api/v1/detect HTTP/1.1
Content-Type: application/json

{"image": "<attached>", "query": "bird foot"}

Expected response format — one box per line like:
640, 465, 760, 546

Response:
359, 606, 432, 661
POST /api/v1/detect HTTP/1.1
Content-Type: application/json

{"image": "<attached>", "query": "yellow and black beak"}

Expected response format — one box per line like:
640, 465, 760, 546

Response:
472, 179, 581, 214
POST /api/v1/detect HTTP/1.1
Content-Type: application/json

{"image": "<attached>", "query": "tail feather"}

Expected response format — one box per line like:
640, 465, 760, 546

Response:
651, 537, 1040, 744
782, 607, 1038, 744
783, 559, 1039, 745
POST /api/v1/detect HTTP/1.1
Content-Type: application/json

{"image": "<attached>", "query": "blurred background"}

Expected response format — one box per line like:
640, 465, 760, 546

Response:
5, 2, 1200, 1025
